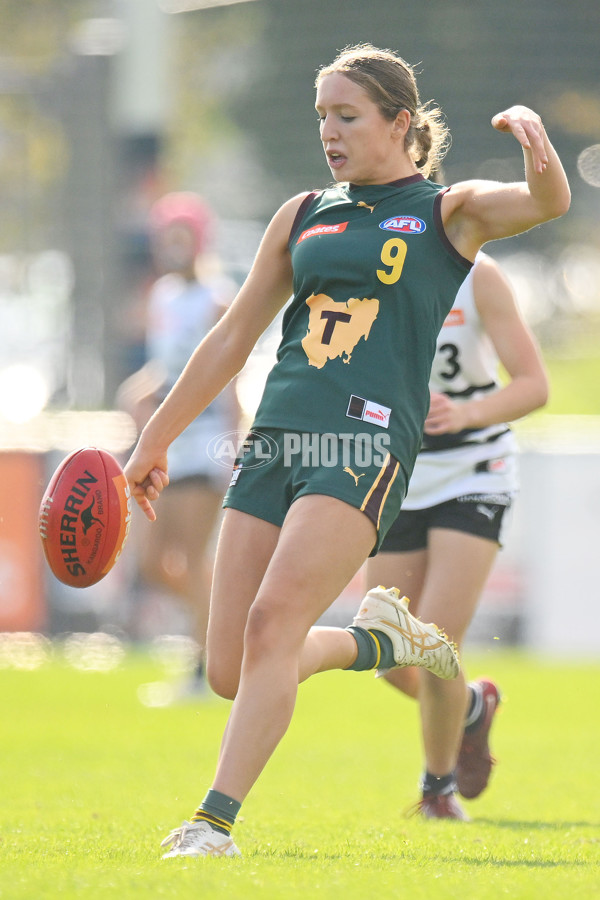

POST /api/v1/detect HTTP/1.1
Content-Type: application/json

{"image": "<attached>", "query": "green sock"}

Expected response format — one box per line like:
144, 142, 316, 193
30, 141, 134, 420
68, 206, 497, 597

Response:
191, 789, 241, 836
345, 626, 395, 671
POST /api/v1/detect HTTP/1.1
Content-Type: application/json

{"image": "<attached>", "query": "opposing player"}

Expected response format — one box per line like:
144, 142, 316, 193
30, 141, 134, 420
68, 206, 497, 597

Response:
118, 193, 238, 695
125, 44, 569, 857
368, 252, 549, 818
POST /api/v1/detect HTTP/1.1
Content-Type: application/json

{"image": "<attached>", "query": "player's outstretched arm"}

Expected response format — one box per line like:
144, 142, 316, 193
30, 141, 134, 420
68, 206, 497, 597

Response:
124, 193, 306, 521
442, 105, 570, 260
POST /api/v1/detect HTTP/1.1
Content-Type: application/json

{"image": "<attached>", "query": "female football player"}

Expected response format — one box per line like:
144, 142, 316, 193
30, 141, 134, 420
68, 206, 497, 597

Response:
125, 44, 569, 857
368, 251, 549, 819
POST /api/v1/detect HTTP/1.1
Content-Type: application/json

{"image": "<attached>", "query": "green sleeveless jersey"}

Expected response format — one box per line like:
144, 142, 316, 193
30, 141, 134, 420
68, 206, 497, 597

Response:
253, 175, 472, 478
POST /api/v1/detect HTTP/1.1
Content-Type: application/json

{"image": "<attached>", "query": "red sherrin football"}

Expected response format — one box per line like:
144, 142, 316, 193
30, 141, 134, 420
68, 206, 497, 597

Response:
38, 447, 132, 588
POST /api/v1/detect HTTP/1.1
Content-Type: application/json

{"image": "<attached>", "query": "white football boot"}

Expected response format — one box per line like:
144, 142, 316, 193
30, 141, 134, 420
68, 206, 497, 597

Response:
351, 586, 460, 680
161, 820, 241, 858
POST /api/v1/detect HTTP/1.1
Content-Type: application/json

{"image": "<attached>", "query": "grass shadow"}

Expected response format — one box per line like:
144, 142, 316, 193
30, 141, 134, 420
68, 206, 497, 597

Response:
442, 856, 590, 869
474, 818, 600, 831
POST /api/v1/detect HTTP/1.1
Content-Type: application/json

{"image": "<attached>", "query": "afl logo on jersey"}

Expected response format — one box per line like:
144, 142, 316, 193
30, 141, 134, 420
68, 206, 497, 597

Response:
379, 216, 426, 234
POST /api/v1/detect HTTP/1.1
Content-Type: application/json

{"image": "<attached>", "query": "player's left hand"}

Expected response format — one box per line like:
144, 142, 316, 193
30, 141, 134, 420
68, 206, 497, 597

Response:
491, 105, 549, 174
423, 392, 469, 435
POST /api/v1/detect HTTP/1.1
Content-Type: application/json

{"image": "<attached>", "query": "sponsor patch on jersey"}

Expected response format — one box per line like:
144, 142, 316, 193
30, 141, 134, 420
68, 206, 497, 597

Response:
346, 395, 392, 428
229, 464, 242, 487
379, 216, 426, 235
475, 458, 508, 475
457, 491, 511, 505
297, 221, 348, 243
443, 308, 465, 327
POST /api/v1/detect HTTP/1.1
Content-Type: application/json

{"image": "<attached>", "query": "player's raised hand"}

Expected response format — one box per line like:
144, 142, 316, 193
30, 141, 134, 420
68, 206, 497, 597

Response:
491, 105, 549, 174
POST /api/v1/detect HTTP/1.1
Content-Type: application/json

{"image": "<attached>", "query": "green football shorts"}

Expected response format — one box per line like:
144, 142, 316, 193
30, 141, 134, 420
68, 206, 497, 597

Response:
222, 427, 407, 554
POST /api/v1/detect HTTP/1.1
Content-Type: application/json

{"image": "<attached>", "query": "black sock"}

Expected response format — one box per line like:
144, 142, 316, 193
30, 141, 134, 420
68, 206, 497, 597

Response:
421, 771, 457, 796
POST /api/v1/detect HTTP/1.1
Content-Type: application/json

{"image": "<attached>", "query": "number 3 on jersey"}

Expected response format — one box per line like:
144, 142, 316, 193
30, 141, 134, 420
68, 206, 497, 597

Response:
438, 342, 461, 380
377, 238, 407, 285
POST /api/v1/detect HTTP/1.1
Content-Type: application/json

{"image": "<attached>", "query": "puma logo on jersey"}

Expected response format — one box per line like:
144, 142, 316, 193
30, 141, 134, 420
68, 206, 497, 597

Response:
357, 200, 377, 213
344, 467, 366, 486
476, 504, 497, 521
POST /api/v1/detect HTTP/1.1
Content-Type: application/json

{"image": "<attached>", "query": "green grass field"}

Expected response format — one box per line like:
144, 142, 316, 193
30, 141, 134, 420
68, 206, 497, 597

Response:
1, 647, 598, 899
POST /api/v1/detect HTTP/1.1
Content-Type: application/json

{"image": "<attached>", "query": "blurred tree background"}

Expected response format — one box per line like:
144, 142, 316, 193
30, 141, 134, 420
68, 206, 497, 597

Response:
1, 0, 599, 415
